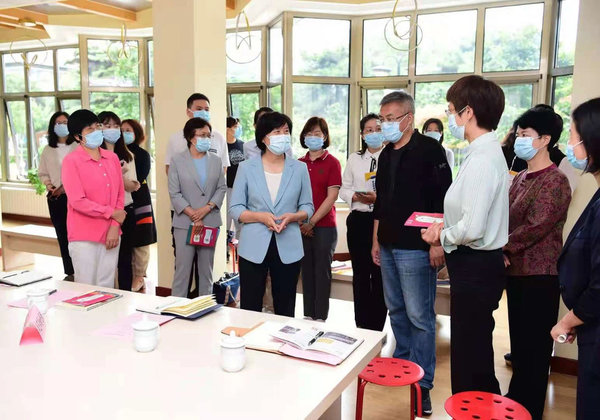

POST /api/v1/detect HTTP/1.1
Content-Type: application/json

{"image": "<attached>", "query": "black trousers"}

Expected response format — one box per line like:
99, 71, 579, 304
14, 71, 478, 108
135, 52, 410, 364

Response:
117, 204, 135, 292
505, 275, 559, 420
346, 211, 386, 331
239, 235, 301, 317
47, 194, 74, 276
445, 246, 506, 394
577, 339, 600, 420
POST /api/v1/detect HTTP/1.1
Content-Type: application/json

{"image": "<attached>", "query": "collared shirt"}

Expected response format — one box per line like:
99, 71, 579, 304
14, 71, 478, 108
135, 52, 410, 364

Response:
441, 131, 509, 253
339, 148, 382, 212
165, 129, 230, 168
298, 150, 342, 228
373, 130, 452, 250
61, 145, 124, 244
38, 142, 78, 188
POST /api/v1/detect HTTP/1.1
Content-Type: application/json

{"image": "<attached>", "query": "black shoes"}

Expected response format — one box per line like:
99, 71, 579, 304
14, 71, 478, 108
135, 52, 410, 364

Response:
504, 352, 512, 366
415, 387, 432, 417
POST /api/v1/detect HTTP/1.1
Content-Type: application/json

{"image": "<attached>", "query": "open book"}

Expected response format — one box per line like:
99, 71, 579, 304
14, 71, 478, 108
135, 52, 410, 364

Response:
232, 321, 364, 366
0, 270, 52, 287
137, 295, 221, 320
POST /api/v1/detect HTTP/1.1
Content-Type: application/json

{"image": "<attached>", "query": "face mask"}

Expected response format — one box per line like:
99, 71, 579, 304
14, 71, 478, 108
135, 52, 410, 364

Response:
381, 114, 409, 143
304, 136, 324, 151
234, 125, 243, 139
566, 142, 588, 170
123, 131, 135, 145
193, 110, 210, 121
54, 123, 69, 138
103, 128, 121, 144
83, 129, 104, 149
364, 132, 384, 149
267, 134, 291, 156
447, 107, 467, 140
514, 136, 541, 161
195, 137, 211, 153
424, 131, 442, 142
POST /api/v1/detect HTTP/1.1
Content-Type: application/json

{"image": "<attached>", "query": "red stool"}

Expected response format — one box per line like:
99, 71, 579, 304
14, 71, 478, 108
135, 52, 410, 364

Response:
356, 357, 424, 420
445, 391, 531, 420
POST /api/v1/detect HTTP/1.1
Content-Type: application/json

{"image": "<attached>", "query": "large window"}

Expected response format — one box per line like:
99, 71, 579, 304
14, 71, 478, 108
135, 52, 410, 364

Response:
1, 47, 82, 181
498, 83, 534, 138
229, 92, 260, 142
363, 17, 409, 77
483, 3, 544, 72
555, 0, 578, 67
87, 39, 139, 87
227, 30, 262, 83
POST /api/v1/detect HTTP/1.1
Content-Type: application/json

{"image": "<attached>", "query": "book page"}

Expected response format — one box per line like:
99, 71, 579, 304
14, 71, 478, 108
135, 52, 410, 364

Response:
270, 323, 322, 350
243, 321, 285, 352
307, 332, 363, 360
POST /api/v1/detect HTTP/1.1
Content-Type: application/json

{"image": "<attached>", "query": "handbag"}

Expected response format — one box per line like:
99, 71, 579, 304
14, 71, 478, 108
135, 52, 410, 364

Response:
186, 224, 219, 247
212, 272, 240, 307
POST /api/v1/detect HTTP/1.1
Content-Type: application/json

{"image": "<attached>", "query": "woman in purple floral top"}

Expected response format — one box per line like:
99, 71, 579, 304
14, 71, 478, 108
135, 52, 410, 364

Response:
503, 107, 572, 420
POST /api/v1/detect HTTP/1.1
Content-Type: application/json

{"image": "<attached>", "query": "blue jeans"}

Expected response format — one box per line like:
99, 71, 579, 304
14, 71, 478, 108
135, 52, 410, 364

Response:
379, 246, 437, 389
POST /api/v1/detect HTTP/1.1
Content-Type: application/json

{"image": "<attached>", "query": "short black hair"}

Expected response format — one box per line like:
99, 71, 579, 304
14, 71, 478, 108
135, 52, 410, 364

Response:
67, 109, 99, 143
255, 112, 292, 153
226, 116, 239, 128
446, 75, 505, 131
299, 116, 330, 149
183, 118, 212, 148
422, 118, 444, 144
358, 113, 380, 155
186, 93, 210, 109
515, 107, 563, 149
572, 97, 600, 173
47, 111, 72, 148
254, 107, 273, 125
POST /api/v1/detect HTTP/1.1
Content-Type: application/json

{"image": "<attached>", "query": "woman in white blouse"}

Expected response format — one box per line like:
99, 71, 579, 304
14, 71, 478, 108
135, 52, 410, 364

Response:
339, 113, 387, 331
39, 111, 78, 280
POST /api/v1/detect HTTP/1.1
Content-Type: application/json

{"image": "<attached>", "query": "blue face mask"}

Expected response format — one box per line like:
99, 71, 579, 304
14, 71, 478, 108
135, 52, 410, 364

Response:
193, 110, 210, 122
447, 107, 467, 140
424, 131, 442, 142
381, 114, 409, 143
123, 131, 135, 145
514, 136, 540, 161
364, 132, 384, 149
83, 129, 104, 149
304, 136, 324, 151
103, 128, 121, 144
54, 123, 69, 138
566, 142, 588, 170
267, 134, 291, 156
234, 125, 243, 139
195, 137, 211, 153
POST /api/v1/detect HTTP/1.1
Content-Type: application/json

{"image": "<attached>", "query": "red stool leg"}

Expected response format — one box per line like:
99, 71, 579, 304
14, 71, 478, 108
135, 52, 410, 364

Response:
411, 383, 422, 420
355, 378, 367, 420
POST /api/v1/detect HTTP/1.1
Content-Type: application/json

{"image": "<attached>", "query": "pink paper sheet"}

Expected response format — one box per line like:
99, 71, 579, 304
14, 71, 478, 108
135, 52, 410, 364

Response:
279, 343, 342, 366
8, 290, 80, 309
91, 312, 175, 340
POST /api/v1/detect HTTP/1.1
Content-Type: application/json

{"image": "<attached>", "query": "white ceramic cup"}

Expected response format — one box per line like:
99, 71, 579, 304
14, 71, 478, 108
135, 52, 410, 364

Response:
221, 331, 246, 372
26, 289, 50, 314
132, 318, 159, 353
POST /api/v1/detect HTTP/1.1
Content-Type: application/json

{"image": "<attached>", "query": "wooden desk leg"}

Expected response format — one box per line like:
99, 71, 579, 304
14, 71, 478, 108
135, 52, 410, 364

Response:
1, 235, 35, 271
319, 396, 342, 420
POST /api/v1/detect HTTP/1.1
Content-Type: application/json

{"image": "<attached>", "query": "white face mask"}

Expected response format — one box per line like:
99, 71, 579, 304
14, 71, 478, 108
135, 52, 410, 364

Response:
424, 131, 442, 141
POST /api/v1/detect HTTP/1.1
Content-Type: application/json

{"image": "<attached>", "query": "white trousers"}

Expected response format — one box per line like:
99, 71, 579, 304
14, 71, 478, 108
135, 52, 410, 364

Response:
68, 240, 120, 288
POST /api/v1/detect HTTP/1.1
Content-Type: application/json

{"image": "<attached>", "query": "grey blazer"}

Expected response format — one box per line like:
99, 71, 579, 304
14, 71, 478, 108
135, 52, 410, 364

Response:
168, 150, 227, 230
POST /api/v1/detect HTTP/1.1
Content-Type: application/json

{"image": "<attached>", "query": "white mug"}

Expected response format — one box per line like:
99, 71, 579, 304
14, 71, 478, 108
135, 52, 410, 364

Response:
132, 318, 159, 353
221, 331, 246, 372
26, 289, 50, 314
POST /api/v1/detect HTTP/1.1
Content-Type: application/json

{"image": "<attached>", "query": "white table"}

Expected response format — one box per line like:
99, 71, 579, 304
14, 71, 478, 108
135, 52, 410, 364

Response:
0, 280, 384, 420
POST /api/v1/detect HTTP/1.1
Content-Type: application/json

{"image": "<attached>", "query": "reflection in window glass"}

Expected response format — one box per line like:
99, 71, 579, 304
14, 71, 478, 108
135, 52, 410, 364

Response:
498, 83, 533, 141
293, 18, 350, 77
61, 99, 82, 115
6, 101, 28, 180
269, 21, 283, 83
147, 40, 154, 86
30, 96, 57, 163
57, 48, 81, 91
269, 85, 282, 112
556, 0, 579, 68
230, 93, 259, 142
89, 92, 140, 120
363, 17, 409, 77
293, 83, 349, 162
552, 75, 573, 147
416, 10, 477, 75
27, 51, 54, 92
87, 39, 139, 87
484, 3, 544, 72
3, 54, 25, 93
227, 30, 262, 83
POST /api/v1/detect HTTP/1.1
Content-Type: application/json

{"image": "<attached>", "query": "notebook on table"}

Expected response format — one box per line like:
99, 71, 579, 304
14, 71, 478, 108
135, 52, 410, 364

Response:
137, 295, 221, 320
57, 290, 122, 311
0, 270, 52, 287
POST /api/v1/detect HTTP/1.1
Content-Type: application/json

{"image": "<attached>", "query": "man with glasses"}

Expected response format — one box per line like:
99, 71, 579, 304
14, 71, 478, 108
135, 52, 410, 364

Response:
371, 90, 452, 416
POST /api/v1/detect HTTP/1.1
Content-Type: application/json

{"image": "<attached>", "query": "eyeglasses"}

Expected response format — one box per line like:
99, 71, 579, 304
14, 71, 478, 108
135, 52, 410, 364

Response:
445, 105, 468, 116
378, 112, 410, 123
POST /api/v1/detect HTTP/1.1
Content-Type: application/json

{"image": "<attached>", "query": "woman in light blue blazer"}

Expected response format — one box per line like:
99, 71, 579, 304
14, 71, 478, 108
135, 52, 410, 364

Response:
169, 118, 226, 297
229, 112, 314, 316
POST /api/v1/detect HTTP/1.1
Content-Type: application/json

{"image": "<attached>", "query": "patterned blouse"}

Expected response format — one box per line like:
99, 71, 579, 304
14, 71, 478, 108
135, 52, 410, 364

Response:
504, 164, 571, 276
